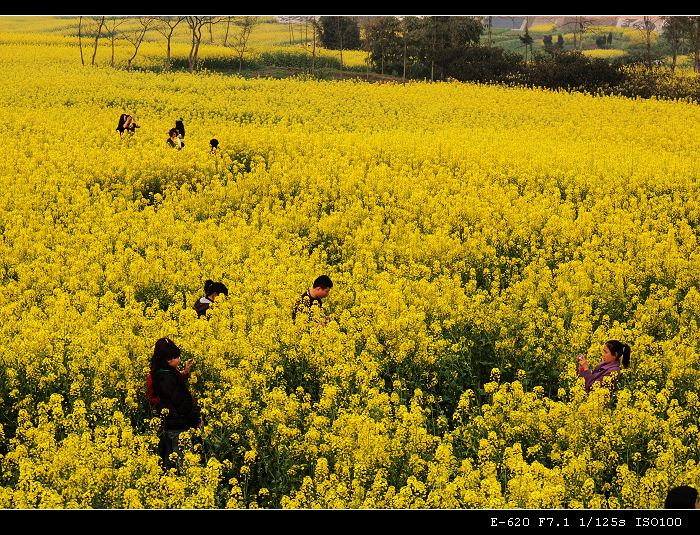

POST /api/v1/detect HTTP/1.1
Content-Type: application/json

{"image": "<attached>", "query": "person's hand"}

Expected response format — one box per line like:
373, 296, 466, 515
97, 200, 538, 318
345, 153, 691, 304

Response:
184, 359, 194, 375
577, 354, 588, 372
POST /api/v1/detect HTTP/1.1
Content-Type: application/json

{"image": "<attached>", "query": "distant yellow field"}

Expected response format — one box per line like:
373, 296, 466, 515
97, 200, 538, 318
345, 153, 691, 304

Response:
0, 16, 367, 70
582, 49, 625, 59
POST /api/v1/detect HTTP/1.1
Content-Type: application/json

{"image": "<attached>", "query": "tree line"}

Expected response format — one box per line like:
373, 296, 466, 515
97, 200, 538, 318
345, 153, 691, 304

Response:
76, 16, 700, 101
315, 16, 700, 102
315, 16, 700, 79
77, 16, 261, 73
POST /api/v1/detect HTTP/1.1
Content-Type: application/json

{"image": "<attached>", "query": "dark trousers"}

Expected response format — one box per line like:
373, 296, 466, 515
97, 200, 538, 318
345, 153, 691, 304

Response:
158, 428, 185, 470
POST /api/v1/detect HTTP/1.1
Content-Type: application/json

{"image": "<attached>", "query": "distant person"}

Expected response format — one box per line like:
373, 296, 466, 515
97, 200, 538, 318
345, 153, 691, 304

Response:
175, 118, 185, 138
193, 279, 228, 317
167, 127, 184, 150
577, 340, 630, 393
116, 113, 139, 135
210, 138, 219, 153
664, 485, 699, 509
150, 337, 201, 470
292, 275, 333, 324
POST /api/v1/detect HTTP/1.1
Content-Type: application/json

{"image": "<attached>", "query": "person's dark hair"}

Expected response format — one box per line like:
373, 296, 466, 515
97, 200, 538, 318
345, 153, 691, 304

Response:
117, 114, 131, 133
313, 275, 333, 289
210, 138, 219, 149
664, 485, 698, 509
150, 337, 181, 373
204, 279, 228, 297
168, 127, 179, 137
175, 119, 185, 138
204, 279, 215, 295
605, 340, 630, 368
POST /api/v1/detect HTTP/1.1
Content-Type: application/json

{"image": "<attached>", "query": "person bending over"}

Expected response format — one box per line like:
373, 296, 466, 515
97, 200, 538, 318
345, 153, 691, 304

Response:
193, 279, 228, 317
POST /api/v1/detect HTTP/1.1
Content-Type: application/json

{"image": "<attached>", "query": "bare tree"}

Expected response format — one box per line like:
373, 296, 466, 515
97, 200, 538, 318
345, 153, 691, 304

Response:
91, 16, 105, 66
78, 16, 84, 65
123, 17, 154, 71
186, 16, 221, 73
312, 18, 317, 73
430, 16, 436, 81
642, 16, 656, 68
562, 16, 592, 50
223, 16, 231, 46
487, 16, 493, 48
401, 17, 408, 84
154, 16, 185, 71
104, 16, 127, 67
227, 16, 260, 73
362, 19, 371, 80
338, 17, 344, 74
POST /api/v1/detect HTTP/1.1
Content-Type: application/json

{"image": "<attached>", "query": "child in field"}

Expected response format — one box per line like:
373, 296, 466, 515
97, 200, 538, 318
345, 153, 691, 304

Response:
193, 279, 228, 317
292, 275, 333, 324
576, 340, 630, 393
210, 138, 219, 153
167, 128, 184, 149
116, 113, 139, 134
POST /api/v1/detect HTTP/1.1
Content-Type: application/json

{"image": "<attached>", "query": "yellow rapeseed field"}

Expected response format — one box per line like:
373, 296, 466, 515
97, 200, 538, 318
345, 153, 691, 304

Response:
0, 17, 699, 509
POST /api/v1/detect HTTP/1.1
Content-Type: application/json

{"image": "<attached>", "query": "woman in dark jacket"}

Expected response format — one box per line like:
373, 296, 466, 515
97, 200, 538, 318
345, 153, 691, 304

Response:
116, 113, 138, 134
193, 279, 228, 317
150, 337, 201, 469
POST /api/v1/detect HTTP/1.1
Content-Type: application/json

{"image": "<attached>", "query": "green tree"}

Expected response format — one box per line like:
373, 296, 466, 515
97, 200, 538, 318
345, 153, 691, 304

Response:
685, 16, 700, 72
426, 16, 483, 80
364, 16, 402, 75
317, 16, 361, 50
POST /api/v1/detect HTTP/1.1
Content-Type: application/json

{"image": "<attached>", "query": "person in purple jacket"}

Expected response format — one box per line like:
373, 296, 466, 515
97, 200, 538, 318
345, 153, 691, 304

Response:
577, 340, 630, 393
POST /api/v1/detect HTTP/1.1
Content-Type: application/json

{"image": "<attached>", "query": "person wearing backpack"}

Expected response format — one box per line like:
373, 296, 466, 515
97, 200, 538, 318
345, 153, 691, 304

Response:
149, 337, 201, 470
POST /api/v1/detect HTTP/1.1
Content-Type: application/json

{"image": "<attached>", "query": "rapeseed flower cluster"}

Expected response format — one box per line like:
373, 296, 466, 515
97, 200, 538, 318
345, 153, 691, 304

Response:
0, 23, 698, 508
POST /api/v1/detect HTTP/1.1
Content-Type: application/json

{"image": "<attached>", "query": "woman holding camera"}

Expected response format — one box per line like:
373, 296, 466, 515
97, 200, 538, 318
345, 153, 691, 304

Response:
577, 340, 630, 393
